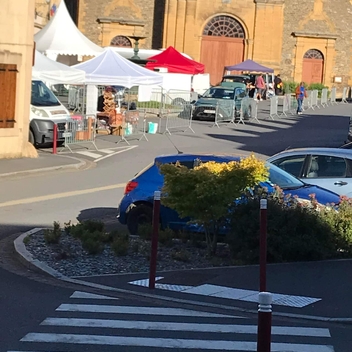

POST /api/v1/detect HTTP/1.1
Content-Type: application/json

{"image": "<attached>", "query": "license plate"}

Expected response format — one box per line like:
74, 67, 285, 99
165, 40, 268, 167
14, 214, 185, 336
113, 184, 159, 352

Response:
204, 110, 215, 114
62, 132, 72, 138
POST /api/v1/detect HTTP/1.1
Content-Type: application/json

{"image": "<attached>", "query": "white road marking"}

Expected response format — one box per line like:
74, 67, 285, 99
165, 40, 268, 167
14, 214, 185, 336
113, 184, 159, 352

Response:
76, 150, 102, 159
55, 304, 234, 318
41, 317, 330, 337
99, 149, 115, 154
69, 291, 119, 300
20, 333, 335, 351
0, 183, 125, 208
128, 280, 321, 308
93, 145, 138, 162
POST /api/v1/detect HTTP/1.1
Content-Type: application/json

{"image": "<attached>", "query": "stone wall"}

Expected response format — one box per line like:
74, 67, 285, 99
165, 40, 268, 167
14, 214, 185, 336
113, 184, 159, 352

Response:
78, 0, 156, 48
281, 0, 352, 87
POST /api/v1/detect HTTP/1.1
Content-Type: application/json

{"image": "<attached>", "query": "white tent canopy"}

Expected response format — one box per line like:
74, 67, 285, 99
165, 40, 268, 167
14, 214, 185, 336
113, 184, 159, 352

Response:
32, 50, 85, 83
73, 48, 164, 87
34, 0, 103, 57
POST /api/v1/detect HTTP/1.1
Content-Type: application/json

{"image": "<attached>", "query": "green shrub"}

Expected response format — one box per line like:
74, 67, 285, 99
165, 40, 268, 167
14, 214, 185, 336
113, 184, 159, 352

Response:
81, 237, 104, 255
226, 193, 344, 264
158, 228, 174, 247
283, 81, 299, 94
307, 83, 329, 98
70, 220, 105, 239
23, 235, 31, 245
111, 232, 130, 257
138, 223, 152, 241
44, 221, 61, 245
171, 250, 191, 262
321, 196, 352, 253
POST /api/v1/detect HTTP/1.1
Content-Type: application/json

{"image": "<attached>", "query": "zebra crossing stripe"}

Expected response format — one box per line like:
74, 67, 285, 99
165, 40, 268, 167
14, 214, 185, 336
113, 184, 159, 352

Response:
55, 304, 236, 318
20, 333, 335, 351
41, 317, 330, 337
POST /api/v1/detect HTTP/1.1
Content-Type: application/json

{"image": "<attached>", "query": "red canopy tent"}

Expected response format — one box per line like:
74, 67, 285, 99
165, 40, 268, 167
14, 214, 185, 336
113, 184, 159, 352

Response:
145, 46, 205, 74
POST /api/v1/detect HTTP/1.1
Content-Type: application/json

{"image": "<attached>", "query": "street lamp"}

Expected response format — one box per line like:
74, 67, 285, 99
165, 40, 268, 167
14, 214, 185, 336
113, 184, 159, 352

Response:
45, 0, 51, 20
129, 35, 147, 60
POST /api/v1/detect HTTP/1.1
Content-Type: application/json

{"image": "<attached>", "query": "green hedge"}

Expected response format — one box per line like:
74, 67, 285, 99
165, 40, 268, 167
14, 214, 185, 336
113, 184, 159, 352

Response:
226, 191, 352, 265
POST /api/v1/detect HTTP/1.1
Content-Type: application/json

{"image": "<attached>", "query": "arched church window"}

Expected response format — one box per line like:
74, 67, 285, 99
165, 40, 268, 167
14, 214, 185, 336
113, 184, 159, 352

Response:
110, 35, 132, 47
304, 49, 324, 60
203, 15, 245, 38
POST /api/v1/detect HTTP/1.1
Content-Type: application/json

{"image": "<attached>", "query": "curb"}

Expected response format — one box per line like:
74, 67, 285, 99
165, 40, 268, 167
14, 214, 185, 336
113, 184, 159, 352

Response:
13, 228, 352, 325
0, 155, 93, 178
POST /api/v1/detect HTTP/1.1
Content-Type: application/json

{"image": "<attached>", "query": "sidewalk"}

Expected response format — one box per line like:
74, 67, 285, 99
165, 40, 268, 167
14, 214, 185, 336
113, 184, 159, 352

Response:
77, 259, 352, 322
0, 153, 86, 177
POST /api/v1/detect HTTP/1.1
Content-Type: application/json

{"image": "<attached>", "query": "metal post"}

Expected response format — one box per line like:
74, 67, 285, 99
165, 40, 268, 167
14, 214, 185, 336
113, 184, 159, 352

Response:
257, 292, 272, 352
52, 123, 57, 154
149, 191, 161, 289
260, 198, 267, 292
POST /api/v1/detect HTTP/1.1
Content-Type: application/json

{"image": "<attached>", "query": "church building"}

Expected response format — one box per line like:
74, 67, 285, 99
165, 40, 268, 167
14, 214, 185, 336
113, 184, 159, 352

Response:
34, 0, 352, 88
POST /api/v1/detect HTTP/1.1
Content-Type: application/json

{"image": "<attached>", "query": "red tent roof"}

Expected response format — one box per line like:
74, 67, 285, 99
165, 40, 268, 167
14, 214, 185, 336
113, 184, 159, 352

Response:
146, 46, 205, 74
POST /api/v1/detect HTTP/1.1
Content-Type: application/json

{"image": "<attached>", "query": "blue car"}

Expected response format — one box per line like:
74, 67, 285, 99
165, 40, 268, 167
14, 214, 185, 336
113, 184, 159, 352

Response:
117, 154, 340, 235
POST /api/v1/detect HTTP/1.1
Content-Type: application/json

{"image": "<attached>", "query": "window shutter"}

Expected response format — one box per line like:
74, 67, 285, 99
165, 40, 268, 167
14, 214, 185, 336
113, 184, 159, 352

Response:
0, 64, 17, 128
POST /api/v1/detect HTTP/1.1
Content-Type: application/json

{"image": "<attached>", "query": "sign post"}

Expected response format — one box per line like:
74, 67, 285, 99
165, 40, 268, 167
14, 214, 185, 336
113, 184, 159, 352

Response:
149, 190, 161, 289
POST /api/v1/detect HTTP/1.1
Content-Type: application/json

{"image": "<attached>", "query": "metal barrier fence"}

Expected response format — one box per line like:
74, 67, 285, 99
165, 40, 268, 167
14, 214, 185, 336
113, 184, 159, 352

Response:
116, 110, 148, 145
303, 90, 312, 111
330, 87, 337, 105
321, 88, 328, 107
68, 86, 86, 112
125, 89, 192, 119
164, 104, 194, 135
238, 97, 258, 124
342, 87, 349, 104
60, 116, 97, 152
281, 94, 291, 117
310, 90, 319, 109
269, 96, 279, 120
213, 100, 235, 128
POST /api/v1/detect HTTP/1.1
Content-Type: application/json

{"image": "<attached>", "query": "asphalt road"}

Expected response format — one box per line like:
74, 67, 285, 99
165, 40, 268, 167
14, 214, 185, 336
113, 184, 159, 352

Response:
0, 102, 351, 351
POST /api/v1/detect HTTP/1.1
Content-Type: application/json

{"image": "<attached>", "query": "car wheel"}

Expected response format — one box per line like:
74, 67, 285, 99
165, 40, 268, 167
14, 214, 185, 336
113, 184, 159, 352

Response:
127, 204, 153, 235
171, 97, 186, 106
29, 129, 36, 146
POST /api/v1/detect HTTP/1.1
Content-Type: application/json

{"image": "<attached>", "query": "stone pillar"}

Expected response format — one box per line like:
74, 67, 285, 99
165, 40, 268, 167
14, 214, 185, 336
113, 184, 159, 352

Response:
163, 0, 178, 48
253, 0, 284, 69
323, 39, 336, 87
293, 39, 305, 83
174, 0, 187, 50
182, 0, 197, 54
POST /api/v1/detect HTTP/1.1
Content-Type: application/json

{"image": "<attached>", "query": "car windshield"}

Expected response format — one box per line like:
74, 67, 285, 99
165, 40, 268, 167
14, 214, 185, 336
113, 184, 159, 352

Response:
202, 87, 234, 99
31, 80, 61, 107
267, 163, 305, 189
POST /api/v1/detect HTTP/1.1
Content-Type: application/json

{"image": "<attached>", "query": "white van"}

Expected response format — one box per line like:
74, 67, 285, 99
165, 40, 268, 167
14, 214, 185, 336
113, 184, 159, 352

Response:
29, 80, 70, 146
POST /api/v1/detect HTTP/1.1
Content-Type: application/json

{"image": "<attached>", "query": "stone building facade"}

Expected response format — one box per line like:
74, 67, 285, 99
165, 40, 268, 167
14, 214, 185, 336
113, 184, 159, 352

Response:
163, 0, 352, 87
33, 0, 352, 89
0, 0, 36, 158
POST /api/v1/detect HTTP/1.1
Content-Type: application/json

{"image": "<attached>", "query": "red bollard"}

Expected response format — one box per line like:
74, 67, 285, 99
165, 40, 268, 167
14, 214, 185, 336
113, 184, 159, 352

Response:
52, 123, 58, 155
257, 292, 272, 352
259, 198, 268, 292
149, 191, 161, 289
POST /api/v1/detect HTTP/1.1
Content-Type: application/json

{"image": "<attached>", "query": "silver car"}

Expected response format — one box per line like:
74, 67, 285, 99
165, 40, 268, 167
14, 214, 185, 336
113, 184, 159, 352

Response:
267, 148, 352, 197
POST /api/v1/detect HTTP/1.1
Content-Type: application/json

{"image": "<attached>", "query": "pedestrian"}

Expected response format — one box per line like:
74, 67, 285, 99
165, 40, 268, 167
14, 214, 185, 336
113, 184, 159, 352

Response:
295, 82, 307, 115
274, 74, 283, 96
255, 73, 266, 101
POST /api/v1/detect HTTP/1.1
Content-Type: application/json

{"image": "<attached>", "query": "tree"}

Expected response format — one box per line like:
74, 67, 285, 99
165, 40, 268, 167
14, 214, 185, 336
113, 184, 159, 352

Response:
160, 155, 269, 255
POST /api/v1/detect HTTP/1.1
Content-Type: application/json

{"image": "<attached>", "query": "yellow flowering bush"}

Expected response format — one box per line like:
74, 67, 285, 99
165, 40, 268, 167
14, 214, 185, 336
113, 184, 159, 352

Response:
160, 154, 268, 255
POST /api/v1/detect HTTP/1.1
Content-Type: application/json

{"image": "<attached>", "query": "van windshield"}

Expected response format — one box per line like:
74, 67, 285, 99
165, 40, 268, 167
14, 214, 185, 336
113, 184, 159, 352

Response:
31, 80, 61, 107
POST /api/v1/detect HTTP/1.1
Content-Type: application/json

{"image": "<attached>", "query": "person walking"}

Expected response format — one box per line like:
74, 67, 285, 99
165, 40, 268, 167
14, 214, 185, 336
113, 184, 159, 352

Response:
274, 74, 283, 96
295, 82, 307, 115
255, 73, 266, 101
